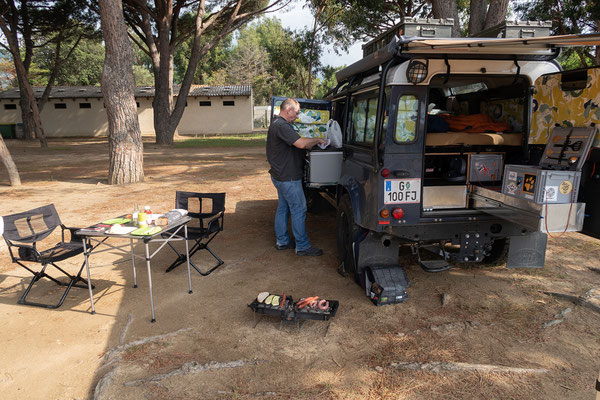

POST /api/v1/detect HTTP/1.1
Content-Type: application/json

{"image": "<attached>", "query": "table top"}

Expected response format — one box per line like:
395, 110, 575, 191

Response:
76, 215, 191, 239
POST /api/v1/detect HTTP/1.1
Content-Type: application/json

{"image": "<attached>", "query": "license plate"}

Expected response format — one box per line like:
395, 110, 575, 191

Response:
384, 179, 421, 204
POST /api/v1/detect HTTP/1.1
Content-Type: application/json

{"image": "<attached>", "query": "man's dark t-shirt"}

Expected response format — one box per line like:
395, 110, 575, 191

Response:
266, 115, 305, 181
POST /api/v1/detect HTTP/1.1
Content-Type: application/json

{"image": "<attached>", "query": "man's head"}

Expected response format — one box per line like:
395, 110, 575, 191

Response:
279, 98, 300, 123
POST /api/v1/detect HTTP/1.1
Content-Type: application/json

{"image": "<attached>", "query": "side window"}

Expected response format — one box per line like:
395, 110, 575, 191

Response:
395, 95, 419, 143
350, 95, 378, 145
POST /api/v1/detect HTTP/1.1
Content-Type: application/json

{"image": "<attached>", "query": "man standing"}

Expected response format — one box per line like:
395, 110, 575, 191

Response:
267, 98, 326, 256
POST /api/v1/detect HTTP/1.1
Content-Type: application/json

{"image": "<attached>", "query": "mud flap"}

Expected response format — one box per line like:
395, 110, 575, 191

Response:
356, 231, 400, 274
506, 232, 548, 268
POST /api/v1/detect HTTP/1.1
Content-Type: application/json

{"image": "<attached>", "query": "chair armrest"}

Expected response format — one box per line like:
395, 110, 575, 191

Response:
9, 242, 42, 261
205, 211, 224, 233
61, 224, 84, 242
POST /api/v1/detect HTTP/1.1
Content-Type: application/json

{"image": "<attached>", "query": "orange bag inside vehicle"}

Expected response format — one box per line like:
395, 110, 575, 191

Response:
440, 114, 511, 133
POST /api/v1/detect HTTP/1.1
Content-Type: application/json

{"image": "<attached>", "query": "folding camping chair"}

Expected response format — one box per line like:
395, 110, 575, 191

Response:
1, 204, 91, 309
163, 191, 225, 275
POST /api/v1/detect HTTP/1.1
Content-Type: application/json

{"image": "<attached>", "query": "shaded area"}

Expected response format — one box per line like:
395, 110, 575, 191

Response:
0, 139, 598, 399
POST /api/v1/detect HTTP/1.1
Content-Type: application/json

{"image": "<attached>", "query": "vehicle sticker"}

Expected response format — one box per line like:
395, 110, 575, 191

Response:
384, 179, 421, 204
543, 186, 558, 202
506, 181, 517, 195
523, 173, 537, 194
559, 180, 573, 195
508, 171, 517, 181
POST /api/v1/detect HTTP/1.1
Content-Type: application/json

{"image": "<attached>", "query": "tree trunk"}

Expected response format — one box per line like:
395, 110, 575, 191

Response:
307, 3, 325, 99
0, 135, 21, 186
483, 0, 510, 30
0, 16, 48, 147
468, 0, 486, 36
16, 80, 36, 140
99, 0, 144, 185
431, 0, 460, 37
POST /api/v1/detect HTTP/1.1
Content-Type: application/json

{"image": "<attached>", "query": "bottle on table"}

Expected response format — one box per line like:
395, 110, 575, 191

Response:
138, 212, 147, 227
144, 206, 153, 225
132, 203, 140, 225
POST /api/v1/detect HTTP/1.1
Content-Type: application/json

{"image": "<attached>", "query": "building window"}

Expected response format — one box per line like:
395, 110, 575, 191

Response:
54, 103, 67, 109
4, 104, 16, 110
79, 103, 91, 109
223, 100, 235, 106
200, 101, 211, 107
136, 102, 140, 108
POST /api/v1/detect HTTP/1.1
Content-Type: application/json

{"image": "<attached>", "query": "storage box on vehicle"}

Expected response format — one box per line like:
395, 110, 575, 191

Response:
469, 154, 503, 183
307, 150, 343, 185
362, 17, 454, 57
502, 164, 581, 204
471, 20, 551, 38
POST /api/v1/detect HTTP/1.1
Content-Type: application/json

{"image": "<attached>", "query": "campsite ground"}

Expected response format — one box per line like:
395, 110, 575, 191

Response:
0, 138, 599, 400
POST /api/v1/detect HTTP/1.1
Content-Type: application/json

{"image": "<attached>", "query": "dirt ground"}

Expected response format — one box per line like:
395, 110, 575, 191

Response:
0, 138, 599, 400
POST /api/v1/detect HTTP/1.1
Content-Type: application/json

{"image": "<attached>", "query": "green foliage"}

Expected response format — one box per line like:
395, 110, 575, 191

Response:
133, 66, 154, 86
173, 134, 266, 148
514, 0, 599, 67
173, 34, 232, 84
314, 65, 343, 98
34, 38, 104, 86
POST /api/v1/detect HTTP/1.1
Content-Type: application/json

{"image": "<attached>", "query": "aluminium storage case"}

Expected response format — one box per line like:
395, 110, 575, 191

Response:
307, 150, 343, 185
502, 165, 581, 204
469, 154, 503, 182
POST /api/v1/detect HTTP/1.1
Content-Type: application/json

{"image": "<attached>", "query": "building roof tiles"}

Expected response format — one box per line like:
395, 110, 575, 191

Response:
0, 85, 252, 99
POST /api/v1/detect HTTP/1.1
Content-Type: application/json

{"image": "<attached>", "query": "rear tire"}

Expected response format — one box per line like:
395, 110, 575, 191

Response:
336, 195, 360, 276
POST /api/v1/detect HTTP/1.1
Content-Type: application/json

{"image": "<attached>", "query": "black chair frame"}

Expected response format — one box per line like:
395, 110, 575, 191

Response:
2, 204, 93, 309
164, 192, 225, 276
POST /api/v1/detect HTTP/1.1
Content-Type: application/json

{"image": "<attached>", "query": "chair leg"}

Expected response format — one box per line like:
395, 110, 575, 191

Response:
17, 262, 93, 309
164, 240, 224, 276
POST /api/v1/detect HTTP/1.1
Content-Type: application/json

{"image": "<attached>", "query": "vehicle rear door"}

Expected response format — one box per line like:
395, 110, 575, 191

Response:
530, 66, 600, 238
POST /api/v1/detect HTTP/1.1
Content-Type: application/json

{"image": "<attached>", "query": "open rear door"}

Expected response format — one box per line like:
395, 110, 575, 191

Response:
530, 67, 600, 238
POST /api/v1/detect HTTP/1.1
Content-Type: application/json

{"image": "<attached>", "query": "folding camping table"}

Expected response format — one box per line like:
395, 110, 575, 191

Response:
77, 215, 192, 322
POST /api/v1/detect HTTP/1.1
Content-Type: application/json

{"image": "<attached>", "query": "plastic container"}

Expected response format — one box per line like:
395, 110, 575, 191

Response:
144, 206, 153, 224
137, 212, 147, 227
132, 203, 140, 225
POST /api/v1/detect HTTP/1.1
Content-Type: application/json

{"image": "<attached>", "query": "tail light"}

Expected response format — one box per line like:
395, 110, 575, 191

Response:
381, 168, 390, 178
392, 208, 404, 219
379, 209, 390, 218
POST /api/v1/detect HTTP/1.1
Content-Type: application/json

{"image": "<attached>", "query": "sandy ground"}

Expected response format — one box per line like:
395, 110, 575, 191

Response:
0, 138, 599, 400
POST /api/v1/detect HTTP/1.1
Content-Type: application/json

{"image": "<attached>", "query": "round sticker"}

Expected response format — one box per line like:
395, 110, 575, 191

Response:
559, 180, 573, 195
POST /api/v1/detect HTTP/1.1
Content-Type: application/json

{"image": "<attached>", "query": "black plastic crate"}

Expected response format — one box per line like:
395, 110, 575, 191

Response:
363, 265, 409, 306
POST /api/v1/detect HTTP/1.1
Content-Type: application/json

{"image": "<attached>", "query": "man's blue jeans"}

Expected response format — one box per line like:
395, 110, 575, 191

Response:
271, 177, 311, 251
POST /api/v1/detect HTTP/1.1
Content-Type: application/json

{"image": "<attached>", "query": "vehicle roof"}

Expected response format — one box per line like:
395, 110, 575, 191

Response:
335, 33, 600, 83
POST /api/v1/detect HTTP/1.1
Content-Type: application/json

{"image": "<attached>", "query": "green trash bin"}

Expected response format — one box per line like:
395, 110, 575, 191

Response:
0, 124, 15, 139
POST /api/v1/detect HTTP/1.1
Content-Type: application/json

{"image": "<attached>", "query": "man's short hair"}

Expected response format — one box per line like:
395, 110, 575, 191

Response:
280, 98, 299, 112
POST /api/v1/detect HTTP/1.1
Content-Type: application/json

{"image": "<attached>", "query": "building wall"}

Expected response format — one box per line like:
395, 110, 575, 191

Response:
0, 94, 253, 137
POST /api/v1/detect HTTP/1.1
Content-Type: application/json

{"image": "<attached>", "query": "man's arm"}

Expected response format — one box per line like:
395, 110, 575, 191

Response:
293, 137, 327, 149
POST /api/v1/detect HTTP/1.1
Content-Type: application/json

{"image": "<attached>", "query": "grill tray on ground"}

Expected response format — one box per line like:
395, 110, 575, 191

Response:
248, 295, 338, 322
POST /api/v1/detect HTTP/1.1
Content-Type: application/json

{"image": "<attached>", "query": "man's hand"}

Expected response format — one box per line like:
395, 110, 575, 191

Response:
293, 137, 327, 149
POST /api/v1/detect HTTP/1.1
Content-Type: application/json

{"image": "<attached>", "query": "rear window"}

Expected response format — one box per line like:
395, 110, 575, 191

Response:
351, 96, 378, 144
395, 95, 418, 143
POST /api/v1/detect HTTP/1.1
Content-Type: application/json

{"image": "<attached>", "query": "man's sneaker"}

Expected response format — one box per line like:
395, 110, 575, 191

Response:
296, 247, 323, 256
275, 241, 295, 250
